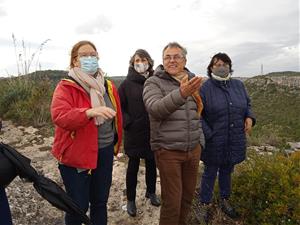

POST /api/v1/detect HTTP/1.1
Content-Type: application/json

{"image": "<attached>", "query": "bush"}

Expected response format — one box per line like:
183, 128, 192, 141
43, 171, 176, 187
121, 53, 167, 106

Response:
231, 151, 300, 225
0, 76, 54, 127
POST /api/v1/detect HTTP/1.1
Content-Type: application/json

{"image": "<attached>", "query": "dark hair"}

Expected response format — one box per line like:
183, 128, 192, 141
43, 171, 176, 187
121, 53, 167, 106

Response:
162, 42, 187, 58
207, 52, 233, 77
129, 49, 154, 73
70, 40, 97, 68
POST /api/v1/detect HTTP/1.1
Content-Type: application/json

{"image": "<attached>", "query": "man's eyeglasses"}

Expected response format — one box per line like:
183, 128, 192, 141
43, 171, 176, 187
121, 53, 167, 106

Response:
163, 54, 185, 62
77, 52, 98, 57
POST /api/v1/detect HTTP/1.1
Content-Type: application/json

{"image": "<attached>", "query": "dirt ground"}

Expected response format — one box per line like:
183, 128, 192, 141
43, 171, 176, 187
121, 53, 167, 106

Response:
1, 120, 160, 225
1, 120, 243, 225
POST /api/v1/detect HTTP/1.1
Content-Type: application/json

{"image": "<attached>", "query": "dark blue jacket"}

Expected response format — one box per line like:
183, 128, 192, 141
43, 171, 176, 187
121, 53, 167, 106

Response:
200, 78, 256, 165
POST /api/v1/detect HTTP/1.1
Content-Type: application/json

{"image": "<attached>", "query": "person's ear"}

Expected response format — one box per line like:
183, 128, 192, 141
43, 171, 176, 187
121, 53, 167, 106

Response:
73, 57, 80, 67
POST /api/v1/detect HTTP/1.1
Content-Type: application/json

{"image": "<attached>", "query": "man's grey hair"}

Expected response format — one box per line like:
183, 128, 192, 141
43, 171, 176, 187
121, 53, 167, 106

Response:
162, 42, 187, 58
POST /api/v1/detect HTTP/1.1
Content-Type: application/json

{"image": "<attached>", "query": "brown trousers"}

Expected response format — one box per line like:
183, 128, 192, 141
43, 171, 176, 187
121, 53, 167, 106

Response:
154, 144, 201, 225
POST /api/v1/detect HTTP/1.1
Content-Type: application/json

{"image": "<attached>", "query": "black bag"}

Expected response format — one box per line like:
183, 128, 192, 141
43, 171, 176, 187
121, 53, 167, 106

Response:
0, 149, 17, 187
0, 142, 91, 225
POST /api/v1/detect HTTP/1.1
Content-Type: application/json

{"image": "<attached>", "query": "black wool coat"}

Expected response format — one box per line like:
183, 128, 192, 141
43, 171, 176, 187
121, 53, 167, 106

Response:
118, 67, 153, 159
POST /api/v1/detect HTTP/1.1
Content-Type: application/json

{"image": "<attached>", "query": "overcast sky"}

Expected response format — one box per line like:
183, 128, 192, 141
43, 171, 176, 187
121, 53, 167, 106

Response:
0, 0, 299, 77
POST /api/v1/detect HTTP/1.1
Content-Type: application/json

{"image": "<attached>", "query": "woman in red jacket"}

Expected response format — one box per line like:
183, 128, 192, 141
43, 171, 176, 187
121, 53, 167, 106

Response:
51, 40, 122, 225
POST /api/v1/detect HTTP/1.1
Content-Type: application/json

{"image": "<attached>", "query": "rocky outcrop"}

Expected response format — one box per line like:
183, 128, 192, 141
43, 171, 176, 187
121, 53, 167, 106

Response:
245, 73, 300, 89
268, 76, 300, 88
0, 121, 161, 225
248, 143, 300, 156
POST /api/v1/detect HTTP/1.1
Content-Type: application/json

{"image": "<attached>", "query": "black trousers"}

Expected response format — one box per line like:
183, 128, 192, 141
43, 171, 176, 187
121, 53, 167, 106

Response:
126, 156, 157, 201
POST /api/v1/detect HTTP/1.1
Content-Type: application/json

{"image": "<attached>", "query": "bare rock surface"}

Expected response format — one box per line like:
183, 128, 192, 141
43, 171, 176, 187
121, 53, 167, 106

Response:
0, 121, 160, 225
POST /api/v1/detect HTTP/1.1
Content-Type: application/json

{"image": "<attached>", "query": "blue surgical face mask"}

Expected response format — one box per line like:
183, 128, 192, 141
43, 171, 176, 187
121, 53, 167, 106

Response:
79, 56, 99, 75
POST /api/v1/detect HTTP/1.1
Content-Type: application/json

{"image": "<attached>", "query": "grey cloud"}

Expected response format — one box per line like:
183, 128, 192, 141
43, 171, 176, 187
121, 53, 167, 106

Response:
186, 39, 299, 77
230, 42, 282, 65
76, 15, 112, 34
230, 41, 299, 75
185, 0, 299, 76
215, 0, 298, 43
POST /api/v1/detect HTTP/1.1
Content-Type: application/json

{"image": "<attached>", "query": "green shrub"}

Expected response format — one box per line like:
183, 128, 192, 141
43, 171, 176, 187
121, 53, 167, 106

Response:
231, 151, 300, 225
0, 77, 33, 115
0, 76, 54, 127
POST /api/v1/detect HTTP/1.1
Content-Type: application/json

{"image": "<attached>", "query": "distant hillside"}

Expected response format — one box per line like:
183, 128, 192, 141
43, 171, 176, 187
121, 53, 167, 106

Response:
0, 70, 130, 89
0, 70, 126, 128
246, 71, 300, 88
0, 70, 67, 82
0, 70, 299, 147
264, 71, 300, 77
26, 70, 68, 83
18, 70, 126, 88
244, 71, 300, 147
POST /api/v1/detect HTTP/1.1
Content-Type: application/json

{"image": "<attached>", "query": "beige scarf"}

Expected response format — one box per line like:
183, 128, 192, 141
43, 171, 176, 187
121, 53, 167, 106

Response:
69, 67, 106, 125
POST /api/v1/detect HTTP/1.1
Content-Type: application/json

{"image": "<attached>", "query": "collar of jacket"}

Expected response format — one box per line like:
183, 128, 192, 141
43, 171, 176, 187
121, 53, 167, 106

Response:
210, 77, 232, 88
126, 67, 150, 84
154, 64, 195, 83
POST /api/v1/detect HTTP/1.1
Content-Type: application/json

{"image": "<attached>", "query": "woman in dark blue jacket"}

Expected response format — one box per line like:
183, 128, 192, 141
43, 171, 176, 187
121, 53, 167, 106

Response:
196, 53, 255, 224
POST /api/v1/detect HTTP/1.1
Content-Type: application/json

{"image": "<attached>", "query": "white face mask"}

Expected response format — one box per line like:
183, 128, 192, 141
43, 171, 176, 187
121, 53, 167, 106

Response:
134, 63, 149, 74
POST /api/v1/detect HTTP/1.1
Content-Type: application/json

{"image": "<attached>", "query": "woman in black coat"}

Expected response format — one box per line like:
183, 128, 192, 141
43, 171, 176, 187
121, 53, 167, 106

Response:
118, 49, 160, 217
196, 53, 256, 224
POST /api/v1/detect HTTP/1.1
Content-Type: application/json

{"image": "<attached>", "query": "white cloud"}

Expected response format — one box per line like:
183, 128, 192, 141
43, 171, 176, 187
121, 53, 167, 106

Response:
0, 7, 6, 17
0, 0, 6, 17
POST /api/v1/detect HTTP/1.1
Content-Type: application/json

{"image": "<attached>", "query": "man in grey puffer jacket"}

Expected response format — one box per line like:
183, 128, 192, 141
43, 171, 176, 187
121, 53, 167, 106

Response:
143, 42, 205, 225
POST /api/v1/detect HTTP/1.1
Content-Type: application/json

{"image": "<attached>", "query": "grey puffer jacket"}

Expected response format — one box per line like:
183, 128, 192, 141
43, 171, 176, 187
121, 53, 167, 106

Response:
143, 65, 205, 152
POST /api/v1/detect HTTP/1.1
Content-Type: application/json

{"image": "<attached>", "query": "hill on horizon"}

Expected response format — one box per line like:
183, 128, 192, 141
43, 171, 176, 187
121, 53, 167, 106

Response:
0, 70, 299, 147
244, 71, 300, 147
